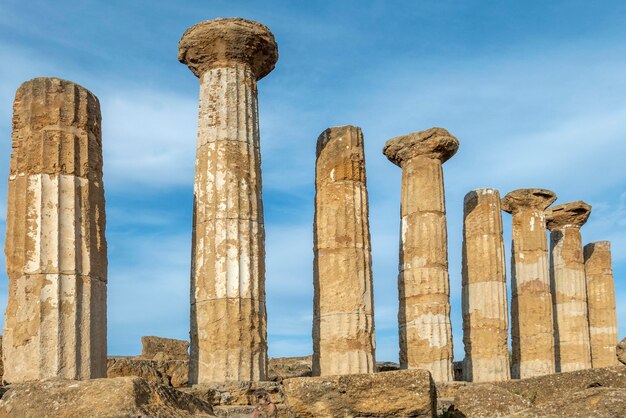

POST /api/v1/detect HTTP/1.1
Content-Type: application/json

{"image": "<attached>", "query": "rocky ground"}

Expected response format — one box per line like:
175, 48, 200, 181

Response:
0, 336, 625, 417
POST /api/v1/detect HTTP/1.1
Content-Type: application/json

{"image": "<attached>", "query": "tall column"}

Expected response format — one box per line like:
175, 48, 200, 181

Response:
383, 127, 459, 382
501, 188, 556, 379
179, 18, 278, 383
584, 241, 619, 368
462, 189, 510, 382
2, 77, 107, 383
546, 201, 592, 372
313, 126, 376, 376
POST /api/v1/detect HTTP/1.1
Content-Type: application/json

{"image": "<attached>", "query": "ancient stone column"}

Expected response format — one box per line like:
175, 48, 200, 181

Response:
2, 77, 107, 383
313, 126, 376, 376
501, 189, 556, 379
462, 189, 510, 382
584, 241, 619, 368
383, 127, 459, 382
178, 18, 278, 383
546, 201, 592, 372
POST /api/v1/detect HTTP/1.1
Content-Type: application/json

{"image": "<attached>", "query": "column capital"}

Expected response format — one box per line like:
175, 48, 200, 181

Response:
383, 127, 459, 167
501, 188, 556, 214
545, 201, 591, 230
178, 18, 278, 80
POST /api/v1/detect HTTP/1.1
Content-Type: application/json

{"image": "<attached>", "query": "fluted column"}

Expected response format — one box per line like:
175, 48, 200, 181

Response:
2, 77, 107, 383
462, 188, 510, 382
501, 189, 556, 379
584, 241, 619, 368
313, 126, 376, 376
179, 18, 278, 383
546, 201, 592, 372
383, 127, 459, 382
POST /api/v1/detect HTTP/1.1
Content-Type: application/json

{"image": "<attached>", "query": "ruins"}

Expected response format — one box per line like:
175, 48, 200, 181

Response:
383, 127, 458, 383
546, 201, 592, 372
313, 126, 376, 376
178, 18, 278, 383
501, 189, 557, 379
462, 189, 510, 382
584, 241, 619, 368
0, 14, 623, 418
2, 77, 107, 382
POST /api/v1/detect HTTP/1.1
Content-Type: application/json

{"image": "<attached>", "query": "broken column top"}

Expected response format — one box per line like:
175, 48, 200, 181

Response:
382, 127, 459, 167
501, 188, 557, 213
545, 201, 592, 230
464, 188, 499, 207
178, 17, 278, 80
584, 240, 610, 255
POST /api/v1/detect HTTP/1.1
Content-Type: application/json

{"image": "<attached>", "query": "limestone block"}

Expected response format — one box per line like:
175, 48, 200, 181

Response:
180, 18, 278, 383
282, 369, 436, 418
313, 125, 375, 376
502, 188, 556, 379
546, 201, 592, 372
383, 127, 458, 383
584, 242, 619, 368
141, 336, 189, 361
2, 77, 107, 383
462, 188, 510, 382
0, 377, 215, 417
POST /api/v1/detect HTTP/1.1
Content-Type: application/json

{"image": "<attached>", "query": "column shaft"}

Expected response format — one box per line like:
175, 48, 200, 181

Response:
313, 126, 376, 376
506, 201, 556, 379
398, 155, 454, 382
584, 241, 618, 368
549, 227, 592, 372
462, 189, 510, 382
190, 65, 267, 382
3, 77, 107, 383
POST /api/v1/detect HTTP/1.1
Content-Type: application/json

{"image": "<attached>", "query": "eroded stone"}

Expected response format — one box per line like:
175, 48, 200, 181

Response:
462, 188, 510, 382
501, 188, 556, 379
546, 201, 592, 372
313, 126, 376, 376
584, 241, 619, 368
383, 127, 458, 382
2, 77, 107, 383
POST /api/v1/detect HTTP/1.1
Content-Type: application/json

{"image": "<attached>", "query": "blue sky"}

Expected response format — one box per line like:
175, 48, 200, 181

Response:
0, 1, 624, 362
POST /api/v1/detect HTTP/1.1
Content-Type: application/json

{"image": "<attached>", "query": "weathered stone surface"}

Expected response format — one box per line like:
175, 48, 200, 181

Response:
449, 383, 532, 417
2, 77, 107, 383
107, 357, 189, 388
462, 188, 510, 382
141, 336, 189, 361
584, 241, 619, 368
546, 201, 592, 372
445, 366, 626, 418
268, 356, 312, 382
510, 387, 626, 418
283, 369, 436, 418
313, 125, 375, 376
178, 18, 278, 80
501, 188, 557, 379
383, 127, 459, 383
618, 338, 626, 366
0, 377, 215, 417
180, 380, 284, 407
180, 18, 277, 383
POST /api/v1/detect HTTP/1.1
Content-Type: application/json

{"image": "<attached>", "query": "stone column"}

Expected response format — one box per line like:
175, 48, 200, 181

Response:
383, 127, 459, 382
313, 126, 376, 376
179, 18, 278, 383
501, 189, 556, 379
584, 241, 619, 368
462, 189, 510, 382
546, 201, 592, 372
2, 77, 107, 383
